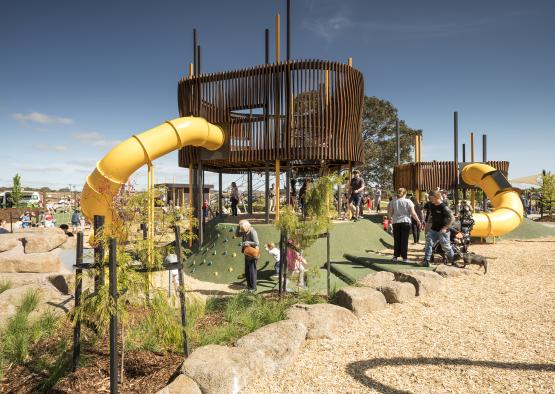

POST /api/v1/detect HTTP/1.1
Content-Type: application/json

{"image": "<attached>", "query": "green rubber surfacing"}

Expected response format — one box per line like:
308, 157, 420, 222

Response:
185, 217, 395, 293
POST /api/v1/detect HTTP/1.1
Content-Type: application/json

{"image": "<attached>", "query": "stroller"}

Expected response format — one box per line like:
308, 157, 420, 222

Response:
430, 206, 474, 264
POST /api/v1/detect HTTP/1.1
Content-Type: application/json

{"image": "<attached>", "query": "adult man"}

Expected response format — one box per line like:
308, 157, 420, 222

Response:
349, 170, 365, 221
421, 190, 456, 267
373, 186, 382, 212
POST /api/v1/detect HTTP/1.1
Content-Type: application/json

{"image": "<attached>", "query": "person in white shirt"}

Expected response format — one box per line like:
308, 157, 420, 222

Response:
265, 242, 280, 279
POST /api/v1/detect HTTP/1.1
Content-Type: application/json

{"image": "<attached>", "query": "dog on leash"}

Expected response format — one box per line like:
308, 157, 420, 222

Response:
460, 252, 488, 274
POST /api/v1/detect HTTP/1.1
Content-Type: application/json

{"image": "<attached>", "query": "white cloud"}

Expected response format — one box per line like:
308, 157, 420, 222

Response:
19, 165, 64, 173
302, 15, 353, 42
71, 132, 120, 147
66, 159, 97, 168
12, 112, 73, 125
35, 143, 68, 152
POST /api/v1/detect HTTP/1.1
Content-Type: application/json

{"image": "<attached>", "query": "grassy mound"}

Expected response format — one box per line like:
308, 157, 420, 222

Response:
185, 216, 396, 292
499, 218, 555, 240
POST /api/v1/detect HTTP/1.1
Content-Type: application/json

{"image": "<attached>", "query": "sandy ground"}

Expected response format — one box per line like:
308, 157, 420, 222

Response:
243, 237, 555, 393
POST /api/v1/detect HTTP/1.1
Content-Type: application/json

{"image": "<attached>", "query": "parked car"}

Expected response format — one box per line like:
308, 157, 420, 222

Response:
0, 191, 40, 208
20, 192, 41, 208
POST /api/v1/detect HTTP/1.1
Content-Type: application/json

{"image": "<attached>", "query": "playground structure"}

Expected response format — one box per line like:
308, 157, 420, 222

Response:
393, 114, 524, 238
81, 58, 365, 237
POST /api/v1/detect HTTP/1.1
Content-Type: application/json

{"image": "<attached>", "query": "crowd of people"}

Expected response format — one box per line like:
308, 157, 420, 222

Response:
224, 172, 485, 292
4, 208, 85, 232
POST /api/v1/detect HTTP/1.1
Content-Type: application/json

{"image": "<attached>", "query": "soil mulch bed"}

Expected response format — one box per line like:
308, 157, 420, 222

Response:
51, 350, 183, 393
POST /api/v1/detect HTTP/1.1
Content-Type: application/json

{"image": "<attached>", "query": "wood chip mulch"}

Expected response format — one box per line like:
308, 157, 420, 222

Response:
242, 237, 555, 393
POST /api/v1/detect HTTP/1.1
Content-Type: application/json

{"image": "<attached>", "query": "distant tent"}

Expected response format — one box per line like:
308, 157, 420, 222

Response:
509, 174, 542, 187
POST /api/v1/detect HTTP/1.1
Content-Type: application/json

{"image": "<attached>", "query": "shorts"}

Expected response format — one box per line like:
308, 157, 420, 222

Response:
350, 193, 362, 206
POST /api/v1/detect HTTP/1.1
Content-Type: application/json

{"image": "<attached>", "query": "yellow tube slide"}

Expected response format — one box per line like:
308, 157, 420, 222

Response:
461, 163, 524, 237
81, 117, 224, 225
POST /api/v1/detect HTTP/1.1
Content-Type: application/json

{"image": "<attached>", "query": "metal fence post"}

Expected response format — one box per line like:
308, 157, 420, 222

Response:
109, 238, 118, 394
93, 215, 105, 291
326, 232, 331, 298
174, 225, 189, 357
72, 231, 83, 371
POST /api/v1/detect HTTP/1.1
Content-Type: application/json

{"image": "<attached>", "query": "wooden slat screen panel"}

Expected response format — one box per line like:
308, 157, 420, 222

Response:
393, 161, 510, 191
178, 60, 364, 172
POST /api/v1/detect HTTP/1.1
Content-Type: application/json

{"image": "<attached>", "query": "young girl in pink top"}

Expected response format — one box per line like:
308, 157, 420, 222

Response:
286, 240, 307, 289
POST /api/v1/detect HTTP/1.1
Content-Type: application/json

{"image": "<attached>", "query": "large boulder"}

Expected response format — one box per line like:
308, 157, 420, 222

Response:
0, 243, 61, 273
23, 232, 67, 253
60, 236, 77, 250
0, 283, 68, 326
235, 320, 306, 374
0, 235, 21, 252
286, 303, 357, 339
181, 345, 265, 394
358, 271, 395, 288
394, 270, 444, 296
48, 274, 75, 294
155, 375, 201, 394
377, 281, 416, 303
434, 264, 476, 278
334, 287, 387, 316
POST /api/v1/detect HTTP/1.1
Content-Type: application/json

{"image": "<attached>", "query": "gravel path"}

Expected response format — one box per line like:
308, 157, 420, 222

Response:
243, 237, 555, 393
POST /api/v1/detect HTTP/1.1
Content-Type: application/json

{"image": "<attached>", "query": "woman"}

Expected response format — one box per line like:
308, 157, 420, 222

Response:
410, 196, 424, 244
388, 188, 422, 263
236, 219, 259, 292
269, 183, 276, 212
230, 182, 240, 216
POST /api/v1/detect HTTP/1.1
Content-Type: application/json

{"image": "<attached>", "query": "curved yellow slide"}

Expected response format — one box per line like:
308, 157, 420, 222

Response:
461, 163, 524, 237
81, 117, 224, 225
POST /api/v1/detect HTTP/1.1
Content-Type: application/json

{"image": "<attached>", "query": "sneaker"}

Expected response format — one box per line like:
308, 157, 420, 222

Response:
391, 257, 398, 263
402, 259, 410, 264
420, 260, 430, 267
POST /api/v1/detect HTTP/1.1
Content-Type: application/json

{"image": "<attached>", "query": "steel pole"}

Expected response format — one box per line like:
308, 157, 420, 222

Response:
482, 134, 488, 211
174, 225, 189, 356
93, 215, 105, 291
72, 232, 83, 372
109, 238, 118, 394
396, 119, 400, 165
454, 112, 459, 213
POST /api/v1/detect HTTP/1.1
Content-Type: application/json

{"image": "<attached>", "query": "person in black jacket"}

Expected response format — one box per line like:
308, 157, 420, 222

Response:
421, 190, 455, 267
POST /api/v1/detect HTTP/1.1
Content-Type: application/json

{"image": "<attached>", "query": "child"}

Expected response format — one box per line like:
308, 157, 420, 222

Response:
202, 200, 209, 221
265, 242, 280, 279
286, 240, 308, 289
383, 216, 389, 232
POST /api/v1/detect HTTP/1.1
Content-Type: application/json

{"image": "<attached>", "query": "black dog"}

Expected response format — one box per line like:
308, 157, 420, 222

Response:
460, 252, 487, 274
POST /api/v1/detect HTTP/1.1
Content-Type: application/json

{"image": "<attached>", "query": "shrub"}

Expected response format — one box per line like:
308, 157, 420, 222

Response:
0, 280, 11, 294
0, 291, 57, 378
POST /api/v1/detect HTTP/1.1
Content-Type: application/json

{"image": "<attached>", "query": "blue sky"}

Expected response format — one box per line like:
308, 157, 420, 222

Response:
1, 0, 554, 190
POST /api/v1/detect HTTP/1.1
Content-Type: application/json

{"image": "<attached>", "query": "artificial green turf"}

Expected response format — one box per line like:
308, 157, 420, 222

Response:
185, 217, 396, 292
499, 218, 555, 240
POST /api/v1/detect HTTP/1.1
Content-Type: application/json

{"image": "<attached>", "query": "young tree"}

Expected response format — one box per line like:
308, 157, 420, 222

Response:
540, 172, 555, 218
359, 96, 422, 189
12, 173, 22, 207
